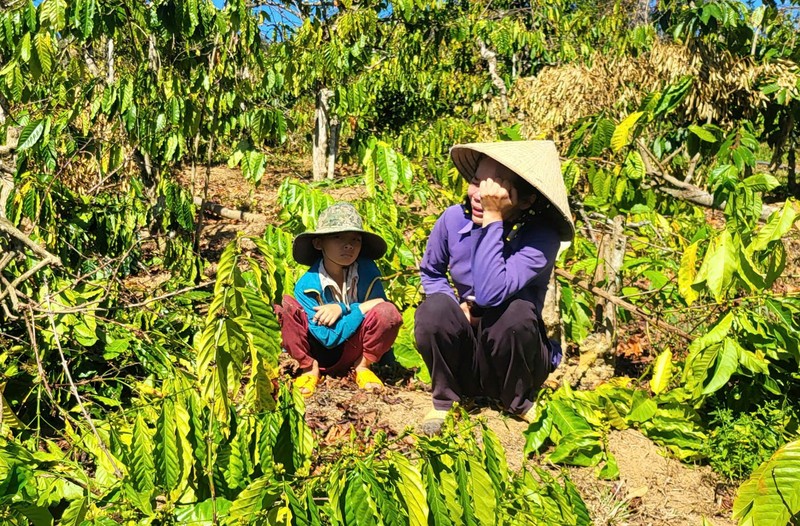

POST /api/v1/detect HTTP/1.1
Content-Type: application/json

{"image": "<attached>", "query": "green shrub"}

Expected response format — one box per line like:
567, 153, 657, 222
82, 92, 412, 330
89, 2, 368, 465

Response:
703, 401, 798, 481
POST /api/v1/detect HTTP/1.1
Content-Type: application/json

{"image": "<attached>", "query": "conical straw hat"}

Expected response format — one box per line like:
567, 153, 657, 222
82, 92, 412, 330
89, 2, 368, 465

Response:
450, 141, 575, 241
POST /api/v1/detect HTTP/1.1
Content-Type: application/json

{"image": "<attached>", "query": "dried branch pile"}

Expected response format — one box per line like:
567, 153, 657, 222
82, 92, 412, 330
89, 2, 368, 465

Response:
510, 41, 800, 139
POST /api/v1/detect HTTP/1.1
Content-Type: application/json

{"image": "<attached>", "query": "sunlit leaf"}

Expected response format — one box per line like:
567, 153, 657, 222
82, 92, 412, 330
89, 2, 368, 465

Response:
611, 111, 643, 152
17, 119, 44, 151
701, 338, 740, 395
650, 349, 673, 395
733, 439, 800, 526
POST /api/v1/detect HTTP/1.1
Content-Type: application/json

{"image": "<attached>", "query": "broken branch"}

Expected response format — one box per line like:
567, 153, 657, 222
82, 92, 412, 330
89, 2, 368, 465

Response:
555, 268, 693, 341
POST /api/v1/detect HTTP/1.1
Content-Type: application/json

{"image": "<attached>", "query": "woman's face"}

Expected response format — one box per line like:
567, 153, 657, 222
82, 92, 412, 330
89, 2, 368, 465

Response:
467, 158, 534, 225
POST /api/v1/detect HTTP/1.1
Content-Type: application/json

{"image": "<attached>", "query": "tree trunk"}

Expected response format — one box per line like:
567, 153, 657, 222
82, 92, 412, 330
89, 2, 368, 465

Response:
594, 215, 627, 340
106, 38, 115, 84
326, 115, 339, 180
83, 45, 100, 77
632, 0, 650, 26
478, 39, 508, 111
148, 34, 159, 72
542, 271, 564, 350
0, 128, 18, 219
788, 146, 797, 197
565, 216, 627, 389
313, 88, 333, 181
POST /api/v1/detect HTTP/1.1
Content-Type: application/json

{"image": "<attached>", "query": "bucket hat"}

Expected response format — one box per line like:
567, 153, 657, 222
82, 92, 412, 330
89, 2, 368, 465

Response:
292, 202, 388, 266
450, 141, 575, 241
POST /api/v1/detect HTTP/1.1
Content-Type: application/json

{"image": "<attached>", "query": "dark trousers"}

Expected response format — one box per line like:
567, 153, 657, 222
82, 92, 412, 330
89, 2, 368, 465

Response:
276, 296, 402, 375
414, 293, 551, 415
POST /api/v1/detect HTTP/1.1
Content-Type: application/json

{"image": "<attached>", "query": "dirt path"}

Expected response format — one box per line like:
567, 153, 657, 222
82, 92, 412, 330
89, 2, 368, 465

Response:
301, 376, 734, 526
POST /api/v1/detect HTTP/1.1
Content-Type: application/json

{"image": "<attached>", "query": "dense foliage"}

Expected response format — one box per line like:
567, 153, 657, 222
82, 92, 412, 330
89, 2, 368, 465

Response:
0, 0, 799, 524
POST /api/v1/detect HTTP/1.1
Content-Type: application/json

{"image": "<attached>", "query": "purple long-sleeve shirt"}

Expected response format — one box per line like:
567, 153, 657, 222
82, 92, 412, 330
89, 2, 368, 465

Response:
420, 205, 560, 314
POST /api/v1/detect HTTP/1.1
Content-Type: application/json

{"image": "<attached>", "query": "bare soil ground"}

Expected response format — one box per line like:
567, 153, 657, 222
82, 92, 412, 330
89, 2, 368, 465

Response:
176, 162, 758, 526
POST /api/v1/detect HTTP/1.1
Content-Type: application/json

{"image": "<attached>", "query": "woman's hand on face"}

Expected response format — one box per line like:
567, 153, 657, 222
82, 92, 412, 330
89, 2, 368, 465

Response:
479, 177, 517, 224
312, 303, 343, 327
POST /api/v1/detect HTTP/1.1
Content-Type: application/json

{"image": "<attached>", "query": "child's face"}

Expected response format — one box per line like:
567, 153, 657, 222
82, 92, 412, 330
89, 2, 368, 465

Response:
312, 232, 362, 268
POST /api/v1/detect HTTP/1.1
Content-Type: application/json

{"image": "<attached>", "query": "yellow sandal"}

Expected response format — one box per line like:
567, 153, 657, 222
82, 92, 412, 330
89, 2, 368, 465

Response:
294, 373, 319, 397
355, 368, 384, 390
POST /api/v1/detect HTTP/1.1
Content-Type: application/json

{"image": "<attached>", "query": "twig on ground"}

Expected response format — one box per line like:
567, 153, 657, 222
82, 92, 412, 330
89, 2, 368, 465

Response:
192, 196, 266, 222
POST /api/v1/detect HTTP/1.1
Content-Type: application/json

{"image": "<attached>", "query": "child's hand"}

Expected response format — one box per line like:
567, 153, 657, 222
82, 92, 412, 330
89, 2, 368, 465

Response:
312, 304, 343, 327
359, 298, 385, 314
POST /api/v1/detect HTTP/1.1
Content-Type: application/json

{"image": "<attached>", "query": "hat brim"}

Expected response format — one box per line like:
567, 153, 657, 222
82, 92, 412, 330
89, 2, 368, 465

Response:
450, 141, 575, 241
292, 228, 388, 266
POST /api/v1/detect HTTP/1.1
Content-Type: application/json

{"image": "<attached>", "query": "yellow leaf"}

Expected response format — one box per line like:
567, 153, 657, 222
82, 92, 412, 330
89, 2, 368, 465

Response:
678, 241, 700, 305
611, 111, 644, 153
650, 349, 673, 395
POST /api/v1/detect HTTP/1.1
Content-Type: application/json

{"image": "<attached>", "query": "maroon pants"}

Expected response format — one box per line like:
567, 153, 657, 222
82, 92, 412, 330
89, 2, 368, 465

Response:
414, 293, 552, 415
276, 295, 402, 375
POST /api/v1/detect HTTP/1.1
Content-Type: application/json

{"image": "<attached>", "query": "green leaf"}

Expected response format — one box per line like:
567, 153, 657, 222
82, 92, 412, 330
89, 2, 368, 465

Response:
60, 498, 87, 526
626, 390, 657, 423
654, 76, 692, 115
80, 0, 96, 37
597, 453, 619, 480
738, 247, 766, 291
549, 399, 593, 435
33, 33, 54, 77
424, 462, 454, 526
343, 475, 379, 526
523, 407, 552, 455
650, 349, 673, 395
392, 308, 430, 382
611, 111, 643, 152
175, 499, 233, 524
623, 150, 646, 180
155, 398, 181, 491
17, 119, 45, 151
701, 338, 740, 395
750, 201, 798, 252
453, 454, 477, 526
40, 0, 67, 30
375, 142, 399, 194
704, 231, 737, 303
468, 457, 496, 525
226, 473, 280, 523
688, 311, 734, 355
18, 33, 31, 63
18, 504, 52, 526
547, 431, 603, 466
130, 412, 155, 493
688, 124, 717, 143
733, 439, 800, 526
743, 173, 780, 192
481, 424, 508, 493
590, 118, 616, 157
389, 453, 428, 526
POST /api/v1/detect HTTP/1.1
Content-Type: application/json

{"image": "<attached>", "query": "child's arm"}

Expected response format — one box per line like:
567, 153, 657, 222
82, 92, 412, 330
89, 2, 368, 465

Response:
312, 303, 343, 326
294, 286, 366, 349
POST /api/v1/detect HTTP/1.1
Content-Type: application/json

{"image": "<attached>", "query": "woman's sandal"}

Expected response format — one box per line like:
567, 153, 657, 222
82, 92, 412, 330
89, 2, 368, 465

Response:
294, 373, 319, 397
419, 409, 448, 436
354, 368, 384, 390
